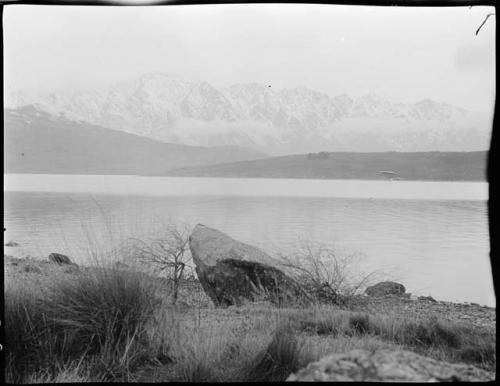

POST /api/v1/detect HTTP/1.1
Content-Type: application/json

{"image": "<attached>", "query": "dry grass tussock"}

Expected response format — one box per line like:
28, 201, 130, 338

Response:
288, 306, 496, 371
4, 264, 171, 383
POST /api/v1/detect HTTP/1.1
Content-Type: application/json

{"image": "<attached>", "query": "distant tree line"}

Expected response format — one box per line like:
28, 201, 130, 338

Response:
307, 152, 330, 160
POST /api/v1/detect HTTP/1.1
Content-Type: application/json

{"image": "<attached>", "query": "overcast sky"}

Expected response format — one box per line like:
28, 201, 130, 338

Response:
3, 4, 496, 112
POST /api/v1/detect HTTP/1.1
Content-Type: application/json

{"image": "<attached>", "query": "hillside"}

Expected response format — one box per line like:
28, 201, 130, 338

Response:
165, 151, 488, 181
3, 105, 267, 175
6, 73, 492, 155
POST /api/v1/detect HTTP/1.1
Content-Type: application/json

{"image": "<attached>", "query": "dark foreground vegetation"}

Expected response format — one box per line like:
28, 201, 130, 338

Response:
4, 255, 496, 383
166, 151, 488, 181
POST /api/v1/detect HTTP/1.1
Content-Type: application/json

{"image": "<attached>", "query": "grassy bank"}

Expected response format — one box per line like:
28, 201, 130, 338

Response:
3, 256, 496, 383
165, 151, 488, 181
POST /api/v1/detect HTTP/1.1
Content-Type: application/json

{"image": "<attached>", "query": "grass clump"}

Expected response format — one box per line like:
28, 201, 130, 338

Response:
348, 313, 370, 335
244, 322, 301, 382
4, 266, 166, 383
389, 316, 462, 348
24, 360, 98, 384
169, 326, 226, 382
4, 285, 55, 383
382, 316, 496, 369
289, 308, 495, 371
296, 314, 340, 336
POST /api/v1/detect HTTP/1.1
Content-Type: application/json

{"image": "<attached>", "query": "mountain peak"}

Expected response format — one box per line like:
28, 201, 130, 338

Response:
6, 74, 491, 154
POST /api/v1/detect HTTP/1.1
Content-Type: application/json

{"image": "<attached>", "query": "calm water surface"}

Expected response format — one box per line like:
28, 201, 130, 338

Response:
3, 174, 494, 307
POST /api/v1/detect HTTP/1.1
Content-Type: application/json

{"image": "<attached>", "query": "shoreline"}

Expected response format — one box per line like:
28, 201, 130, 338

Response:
4, 174, 488, 201
4, 254, 496, 327
3, 251, 495, 310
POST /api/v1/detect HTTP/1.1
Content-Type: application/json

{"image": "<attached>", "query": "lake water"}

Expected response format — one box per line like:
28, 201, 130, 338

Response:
3, 174, 494, 307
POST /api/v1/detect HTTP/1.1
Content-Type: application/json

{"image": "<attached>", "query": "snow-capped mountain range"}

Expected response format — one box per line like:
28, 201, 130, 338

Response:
5, 73, 492, 154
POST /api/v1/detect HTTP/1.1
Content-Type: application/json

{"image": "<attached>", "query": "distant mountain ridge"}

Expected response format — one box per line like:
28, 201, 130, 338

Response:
6, 73, 492, 155
4, 105, 267, 175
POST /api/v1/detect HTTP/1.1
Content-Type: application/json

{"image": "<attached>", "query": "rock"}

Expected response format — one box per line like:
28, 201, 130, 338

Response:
113, 261, 130, 270
24, 264, 42, 274
365, 281, 405, 297
286, 349, 493, 382
198, 258, 307, 307
4, 240, 20, 247
48, 252, 73, 265
189, 224, 308, 307
63, 265, 80, 274
418, 295, 437, 303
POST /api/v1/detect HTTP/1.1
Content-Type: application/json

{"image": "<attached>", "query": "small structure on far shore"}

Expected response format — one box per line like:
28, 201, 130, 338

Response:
377, 170, 402, 180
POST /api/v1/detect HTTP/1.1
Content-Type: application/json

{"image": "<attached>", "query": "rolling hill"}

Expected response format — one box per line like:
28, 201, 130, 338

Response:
3, 105, 267, 175
165, 151, 488, 181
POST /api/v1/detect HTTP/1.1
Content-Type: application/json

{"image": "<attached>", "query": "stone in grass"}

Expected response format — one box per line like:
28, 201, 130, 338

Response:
63, 264, 80, 274
48, 252, 73, 265
24, 264, 42, 274
286, 349, 493, 382
197, 257, 308, 307
189, 224, 310, 307
365, 281, 405, 297
113, 261, 130, 270
418, 295, 437, 303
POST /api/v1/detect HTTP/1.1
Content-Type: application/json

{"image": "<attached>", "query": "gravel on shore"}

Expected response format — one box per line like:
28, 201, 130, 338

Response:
4, 254, 495, 331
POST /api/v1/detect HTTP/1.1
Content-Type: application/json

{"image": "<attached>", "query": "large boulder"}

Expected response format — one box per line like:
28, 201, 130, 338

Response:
189, 224, 308, 307
286, 349, 493, 382
48, 252, 72, 265
365, 281, 405, 297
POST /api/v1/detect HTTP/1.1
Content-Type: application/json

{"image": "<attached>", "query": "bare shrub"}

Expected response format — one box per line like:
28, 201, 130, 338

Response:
130, 223, 193, 304
274, 240, 381, 303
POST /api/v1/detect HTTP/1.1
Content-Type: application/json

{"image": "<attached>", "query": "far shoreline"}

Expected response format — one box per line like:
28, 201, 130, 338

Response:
3, 172, 489, 183
3, 174, 489, 201
3, 252, 496, 309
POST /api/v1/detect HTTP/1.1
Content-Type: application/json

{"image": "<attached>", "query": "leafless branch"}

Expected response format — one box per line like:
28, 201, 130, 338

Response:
476, 13, 495, 35
274, 240, 382, 303
128, 224, 193, 304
